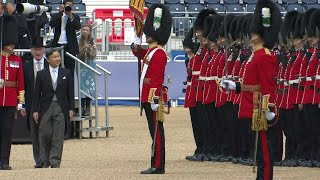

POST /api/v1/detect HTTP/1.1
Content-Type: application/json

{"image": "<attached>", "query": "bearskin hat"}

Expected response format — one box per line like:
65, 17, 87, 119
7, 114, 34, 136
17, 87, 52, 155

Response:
300, 8, 317, 37
283, 11, 300, 39
293, 13, 303, 39
208, 15, 224, 42
219, 15, 235, 40
229, 16, 240, 41
242, 15, 253, 37
0, 15, 18, 47
203, 16, 215, 38
182, 27, 195, 51
143, 3, 172, 46
308, 9, 320, 37
193, 9, 216, 32
249, 0, 282, 49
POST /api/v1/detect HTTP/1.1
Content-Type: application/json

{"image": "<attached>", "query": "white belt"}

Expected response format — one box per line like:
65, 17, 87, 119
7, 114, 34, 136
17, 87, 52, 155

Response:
306, 77, 313, 81
187, 82, 192, 86
284, 81, 289, 86
316, 75, 320, 80
192, 71, 200, 75
222, 75, 233, 79
206, 76, 218, 81
199, 76, 206, 80
288, 79, 299, 85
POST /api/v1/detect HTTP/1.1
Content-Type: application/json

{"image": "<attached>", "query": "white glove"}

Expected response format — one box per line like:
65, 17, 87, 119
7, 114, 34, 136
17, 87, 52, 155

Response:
220, 80, 236, 90
151, 103, 159, 111
134, 36, 142, 45
265, 111, 275, 121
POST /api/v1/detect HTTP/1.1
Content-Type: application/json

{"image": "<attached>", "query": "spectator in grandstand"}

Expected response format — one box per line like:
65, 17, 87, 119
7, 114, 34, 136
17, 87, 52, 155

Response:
23, 36, 48, 168
49, 0, 81, 81
0, 2, 5, 16
32, 48, 75, 168
78, 24, 96, 116
5, 2, 31, 50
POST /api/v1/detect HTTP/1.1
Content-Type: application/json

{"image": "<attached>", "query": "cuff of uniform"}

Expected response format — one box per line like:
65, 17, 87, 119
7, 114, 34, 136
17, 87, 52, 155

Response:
17, 103, 25, 110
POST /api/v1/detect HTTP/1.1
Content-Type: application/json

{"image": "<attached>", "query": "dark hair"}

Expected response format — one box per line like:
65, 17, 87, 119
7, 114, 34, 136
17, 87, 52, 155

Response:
45, 48, 60, 58
63, 0, 73, 4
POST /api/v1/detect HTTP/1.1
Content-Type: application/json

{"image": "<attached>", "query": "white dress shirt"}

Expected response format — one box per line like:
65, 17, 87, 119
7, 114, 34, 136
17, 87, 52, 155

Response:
49, 66, 59, 83
58, 13, 68, 44
34, 58, 45, 78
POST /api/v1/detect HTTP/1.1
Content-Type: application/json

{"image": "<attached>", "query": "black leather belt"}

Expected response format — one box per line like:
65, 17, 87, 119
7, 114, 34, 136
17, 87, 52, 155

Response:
309, 85, 315, 90
298, 85, 305, 90
291, 83, 299, 88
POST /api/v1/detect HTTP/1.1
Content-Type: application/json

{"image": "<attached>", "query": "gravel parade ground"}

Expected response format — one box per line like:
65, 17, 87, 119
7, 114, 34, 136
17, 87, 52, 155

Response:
1, 106, 320, 180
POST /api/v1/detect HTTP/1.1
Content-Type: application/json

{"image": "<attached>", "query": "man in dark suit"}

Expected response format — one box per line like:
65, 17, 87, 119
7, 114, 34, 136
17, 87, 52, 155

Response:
23, 37, 48, 168
32, 48, 74, 168
49, 0, 81, 79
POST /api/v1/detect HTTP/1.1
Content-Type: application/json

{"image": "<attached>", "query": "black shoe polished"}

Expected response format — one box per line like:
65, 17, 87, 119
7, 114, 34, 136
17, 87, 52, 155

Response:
51, 164, 60, 168
274, 161, 282, 166
232, 157, 239, 164
0, 164, 12, 170
219, 155, 232, 162
34, 164, 42, 168
140, 167, 165, 174
186, 154, 203, 162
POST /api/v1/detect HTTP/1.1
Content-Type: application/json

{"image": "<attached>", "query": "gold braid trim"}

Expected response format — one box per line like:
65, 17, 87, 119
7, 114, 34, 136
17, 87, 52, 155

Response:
252, 93, 270, 131
148, 88, 158, 103
19, 90, 25, 104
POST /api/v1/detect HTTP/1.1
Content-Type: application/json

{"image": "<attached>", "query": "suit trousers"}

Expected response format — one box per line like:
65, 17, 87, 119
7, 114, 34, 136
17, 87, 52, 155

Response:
58, 44, 75, 81
39, 102, 65, 166
196, 102, 208, 154
203, 102, 217, 155
238, 118, 254, 159
282, 108, 297, 160
188, 107, 202, 155
304, 104, 320, 160
143, 103, 165, 170
0, 107, 16, 165
29, 113, 40, 165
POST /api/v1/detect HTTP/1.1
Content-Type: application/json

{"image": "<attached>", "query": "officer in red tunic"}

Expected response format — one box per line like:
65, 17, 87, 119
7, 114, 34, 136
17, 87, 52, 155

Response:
0, 15, 25, 170
131, 3, 172, 174
222, 0, 281, 178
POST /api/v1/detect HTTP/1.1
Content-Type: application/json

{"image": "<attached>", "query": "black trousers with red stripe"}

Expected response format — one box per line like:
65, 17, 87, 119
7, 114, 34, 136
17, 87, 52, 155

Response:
256, 130, 273, 180
189, 107, 203, 155
0, 107, 16, 165
143, 103, 165, 170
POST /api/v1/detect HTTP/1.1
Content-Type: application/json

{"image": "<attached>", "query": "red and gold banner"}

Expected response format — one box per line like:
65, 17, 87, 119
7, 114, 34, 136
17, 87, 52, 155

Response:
129, 0, 145, 37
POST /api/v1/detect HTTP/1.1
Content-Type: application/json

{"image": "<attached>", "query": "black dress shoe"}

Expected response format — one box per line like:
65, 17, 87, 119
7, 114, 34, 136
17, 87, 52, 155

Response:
34, 164, 42, 168
0, 164, 12, 170
312, 160, 320, 168
219, 155, 232, 162
274, 161, 282, 166
186, 154, 203, 162
51, 164, 60, 168
140, 167, 165, 174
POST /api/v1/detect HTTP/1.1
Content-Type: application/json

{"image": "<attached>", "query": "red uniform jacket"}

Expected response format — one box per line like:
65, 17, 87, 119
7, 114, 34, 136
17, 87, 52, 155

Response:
191, 47, 206, 103
238, 48, 277, 119
234, 50, 247, 105
196, 48, 209, 102
287, 51, 304, 107
203, 49, 218, 104
296, 52, 308, 104
184, 55, 196, 108
277, 62, 288, 109
302, 48, 318, 104
215, 51, 227, 107
204, 51, 223, 104
0, 54, 24, 107
132, 47, 167, 103
313, 53, 320, 104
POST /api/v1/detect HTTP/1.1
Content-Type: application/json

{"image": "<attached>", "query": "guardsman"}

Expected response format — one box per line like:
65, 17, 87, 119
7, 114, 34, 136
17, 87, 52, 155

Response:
222, 0, 281, 178
303, 9, 320, 167
202, 15, 224, 161
189, 8, 216, 162
183, 27, 201, 161
131, 3, 172, 174
0, 15, 26, 170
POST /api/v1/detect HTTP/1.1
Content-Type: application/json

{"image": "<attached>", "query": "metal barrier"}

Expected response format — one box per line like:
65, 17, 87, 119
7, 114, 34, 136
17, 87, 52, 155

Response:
66, 52, 113, 139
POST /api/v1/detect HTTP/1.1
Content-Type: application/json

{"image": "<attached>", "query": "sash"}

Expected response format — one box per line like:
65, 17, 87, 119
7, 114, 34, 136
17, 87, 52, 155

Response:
139, 47, 164, 103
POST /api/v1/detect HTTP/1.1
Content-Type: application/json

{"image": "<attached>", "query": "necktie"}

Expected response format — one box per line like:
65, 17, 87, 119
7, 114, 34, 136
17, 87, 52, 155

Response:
37, 61, 42, 71
52, 69, 57, 83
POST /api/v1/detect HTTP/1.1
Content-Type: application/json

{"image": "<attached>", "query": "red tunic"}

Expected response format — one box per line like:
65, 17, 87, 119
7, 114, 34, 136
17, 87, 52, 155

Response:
277, 62, 288, 109
0, 54, 24, 107
184, 55, 196, 108
238, 48, 277, 119
196, 49, 209, 102
302, 48, 318, 104
132, 47, 167, 103
203, 49, 219, 104
287, 51, 304, 107
296, 52, 308, 104
313, 54, 320, 104
190, 47, 206, 103
215, 51, 227, 107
